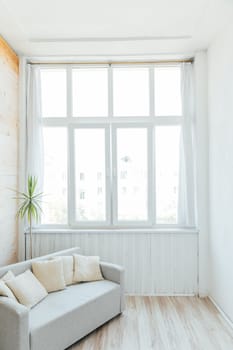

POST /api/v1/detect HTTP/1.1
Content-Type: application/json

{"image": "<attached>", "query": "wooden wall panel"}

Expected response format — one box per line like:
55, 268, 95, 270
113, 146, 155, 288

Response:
28, 231, 198, 295
0, 37, 18, 73
0, 36, 19, 265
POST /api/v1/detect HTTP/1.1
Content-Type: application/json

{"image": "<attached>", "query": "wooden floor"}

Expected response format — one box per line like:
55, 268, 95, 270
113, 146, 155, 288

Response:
68, 296, 233, 350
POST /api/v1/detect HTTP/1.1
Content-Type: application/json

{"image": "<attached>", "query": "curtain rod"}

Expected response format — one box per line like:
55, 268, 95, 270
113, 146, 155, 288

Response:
29, 58, 194, 65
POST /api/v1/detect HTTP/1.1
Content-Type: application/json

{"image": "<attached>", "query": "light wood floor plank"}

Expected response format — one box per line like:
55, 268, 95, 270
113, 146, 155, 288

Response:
68, 296, 233, 350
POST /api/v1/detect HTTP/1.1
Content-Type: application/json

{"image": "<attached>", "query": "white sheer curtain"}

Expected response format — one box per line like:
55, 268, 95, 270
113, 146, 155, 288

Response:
26, 64, 44, 193
178, 63, 196, 226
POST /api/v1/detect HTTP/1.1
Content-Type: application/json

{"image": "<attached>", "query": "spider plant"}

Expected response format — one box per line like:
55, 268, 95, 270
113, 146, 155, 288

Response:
14, 176, 43, 259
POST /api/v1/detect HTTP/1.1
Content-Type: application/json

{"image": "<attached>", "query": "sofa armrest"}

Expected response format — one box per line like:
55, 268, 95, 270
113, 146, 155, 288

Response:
100, 262, 125, 312
0, 297, 30, 350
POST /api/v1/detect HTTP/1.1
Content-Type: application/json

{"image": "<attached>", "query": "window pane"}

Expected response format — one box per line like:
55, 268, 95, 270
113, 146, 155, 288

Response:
42, 128, 67, 224
41, 69, 67, 117
156, 126, 181, 224
72, 68, 108, 117
113, 68, 149, 117
154, 67, 182, 116
75, 129, 106, 221
117, 128, 148, 221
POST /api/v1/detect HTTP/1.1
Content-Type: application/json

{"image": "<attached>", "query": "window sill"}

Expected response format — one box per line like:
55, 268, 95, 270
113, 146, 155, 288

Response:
26, 227, 199, 235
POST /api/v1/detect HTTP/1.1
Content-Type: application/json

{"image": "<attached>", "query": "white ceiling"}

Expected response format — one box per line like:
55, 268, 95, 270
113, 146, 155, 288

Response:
0, 0, 232, 58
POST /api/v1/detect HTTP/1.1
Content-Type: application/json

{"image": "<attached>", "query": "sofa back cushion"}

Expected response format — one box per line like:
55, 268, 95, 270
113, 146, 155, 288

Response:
32, 258, 66, 292
51, 256, 74, 285
73, 254, 103, 283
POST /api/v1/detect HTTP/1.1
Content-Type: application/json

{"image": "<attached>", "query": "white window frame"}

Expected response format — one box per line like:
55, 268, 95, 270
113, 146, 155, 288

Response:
70, 124, 111, 227
40, 63, 187, 229
112, 124, 152, 227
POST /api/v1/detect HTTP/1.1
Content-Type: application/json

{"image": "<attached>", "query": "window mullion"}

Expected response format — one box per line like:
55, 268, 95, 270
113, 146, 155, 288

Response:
151, 125, 156, 226
149, 66, 155, 117
105, 125, 111, 225
108, 64, 113, 118
148, 67, 155, 226
67, 66, 75, 226
67, 65, 72, 119
147, 126, 153, 226
111, 126, 118, 225
68, 125, 75, 226
108, 64, 114, 225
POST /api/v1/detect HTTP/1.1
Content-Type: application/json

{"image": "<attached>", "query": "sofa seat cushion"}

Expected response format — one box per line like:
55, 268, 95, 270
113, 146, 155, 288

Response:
29, 280, 121, 350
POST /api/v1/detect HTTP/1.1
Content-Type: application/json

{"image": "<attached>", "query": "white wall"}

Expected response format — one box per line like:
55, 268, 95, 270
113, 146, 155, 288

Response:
0, 37, 19, 266
208, 21, 233, 322
194, 51, 209, 296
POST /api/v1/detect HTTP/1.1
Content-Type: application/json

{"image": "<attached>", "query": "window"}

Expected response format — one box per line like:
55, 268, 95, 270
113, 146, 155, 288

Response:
113, 67, 149, 117
42, 127, 67, 224
74, 128, 107, 222
115, 128, 148, 221
154, 67, 182, 116
41, 69, 67, 117
155, 126, 181, 224
39, 64, 194, 228
72, 68, 108, 117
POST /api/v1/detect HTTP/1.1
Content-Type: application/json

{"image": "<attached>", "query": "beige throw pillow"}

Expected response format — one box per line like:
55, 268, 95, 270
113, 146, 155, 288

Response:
32, 258, 66, 292
52, 256, 74, 285
73, 254, 103, 283
0, 271, 17, 300
6, 270, 48, 308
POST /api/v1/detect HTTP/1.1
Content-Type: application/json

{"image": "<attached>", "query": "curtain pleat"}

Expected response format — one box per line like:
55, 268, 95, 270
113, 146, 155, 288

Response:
26, 65, 44, 196
178, 63, 196, 226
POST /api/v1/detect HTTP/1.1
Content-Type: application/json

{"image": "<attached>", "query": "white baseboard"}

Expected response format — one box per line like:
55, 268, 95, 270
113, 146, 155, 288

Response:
209, 296, 233, 330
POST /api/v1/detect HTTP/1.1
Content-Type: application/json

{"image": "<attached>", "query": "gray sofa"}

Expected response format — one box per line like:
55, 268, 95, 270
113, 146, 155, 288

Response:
0, 247, 125, 350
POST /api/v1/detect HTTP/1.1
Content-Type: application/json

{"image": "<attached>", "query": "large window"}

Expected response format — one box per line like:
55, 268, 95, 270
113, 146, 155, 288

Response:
39, 64, 194, 228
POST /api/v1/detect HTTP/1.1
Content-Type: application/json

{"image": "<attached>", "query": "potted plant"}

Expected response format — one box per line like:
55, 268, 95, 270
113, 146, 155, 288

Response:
14, 175, 43, 259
